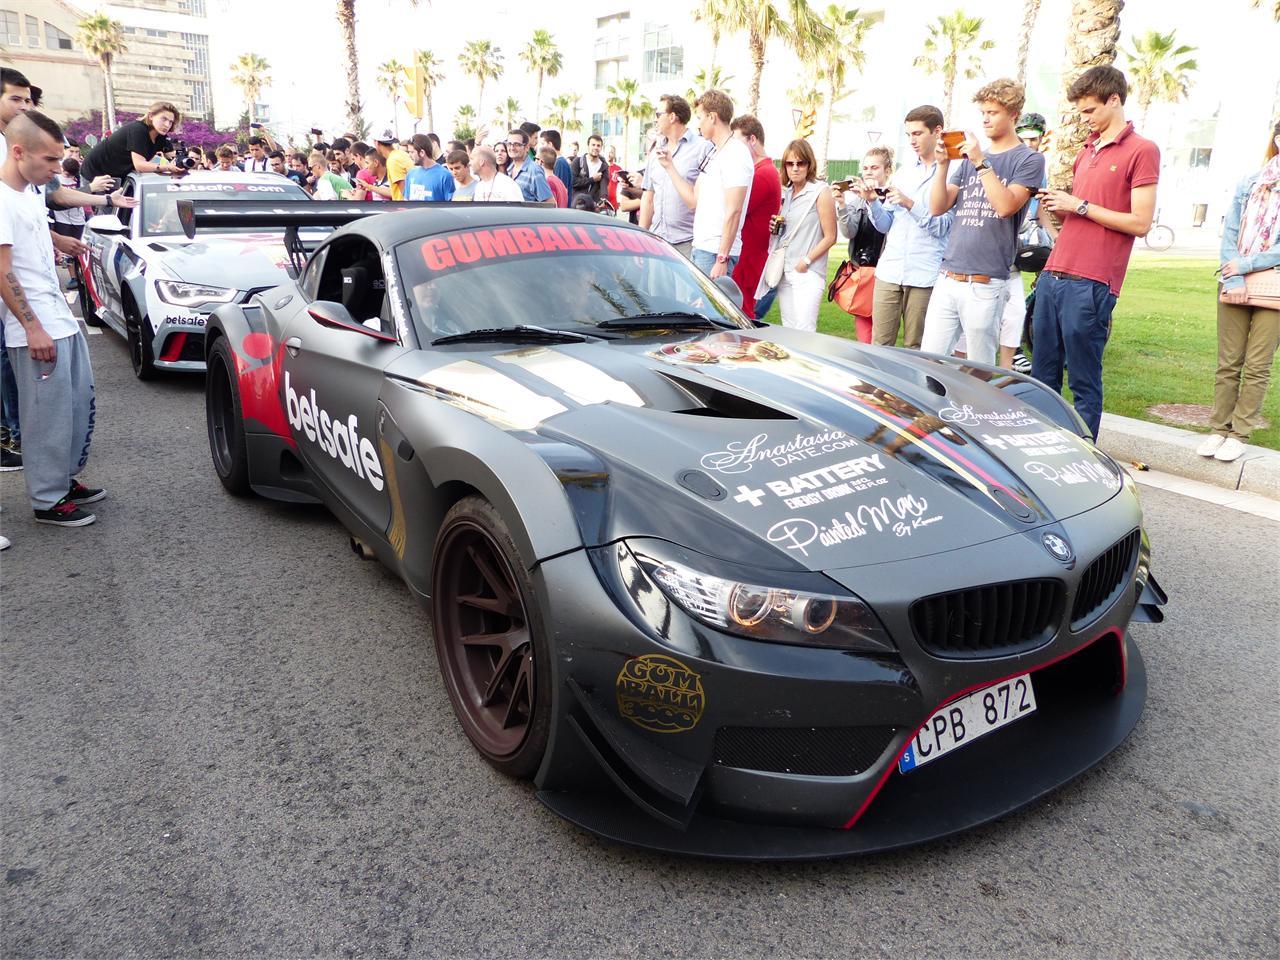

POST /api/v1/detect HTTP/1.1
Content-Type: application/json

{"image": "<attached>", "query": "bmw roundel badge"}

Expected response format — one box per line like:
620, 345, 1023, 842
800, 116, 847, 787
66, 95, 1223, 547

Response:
1041, 532, 1073, 563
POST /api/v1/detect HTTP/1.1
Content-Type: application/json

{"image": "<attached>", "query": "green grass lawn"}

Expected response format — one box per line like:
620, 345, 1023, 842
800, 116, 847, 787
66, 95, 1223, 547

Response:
758, 257, 1279, 450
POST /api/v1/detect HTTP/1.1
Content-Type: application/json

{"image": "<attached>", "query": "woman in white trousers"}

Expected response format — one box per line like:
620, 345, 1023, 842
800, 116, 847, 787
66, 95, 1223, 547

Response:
762, 139, 837, 332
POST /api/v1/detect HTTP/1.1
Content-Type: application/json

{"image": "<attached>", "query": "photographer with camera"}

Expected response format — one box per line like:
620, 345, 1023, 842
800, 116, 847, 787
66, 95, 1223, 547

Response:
80, 101, 188, 186
833, 145, 892, 341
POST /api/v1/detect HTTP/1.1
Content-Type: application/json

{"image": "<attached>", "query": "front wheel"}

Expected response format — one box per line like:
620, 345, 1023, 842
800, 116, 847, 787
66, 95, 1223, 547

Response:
127, 304, 157, 380
75, 261, 103, 327
431, 496, 552, 779
205, 336, 251, 495
1145, 223, 1174, 251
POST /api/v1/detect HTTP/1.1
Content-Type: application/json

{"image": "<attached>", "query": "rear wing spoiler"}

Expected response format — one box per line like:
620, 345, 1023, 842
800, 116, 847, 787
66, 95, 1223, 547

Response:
176, 198, 423, 274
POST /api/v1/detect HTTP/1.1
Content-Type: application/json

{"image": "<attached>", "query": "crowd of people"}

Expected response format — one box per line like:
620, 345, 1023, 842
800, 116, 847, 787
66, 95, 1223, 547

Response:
1, 59, 1277, 551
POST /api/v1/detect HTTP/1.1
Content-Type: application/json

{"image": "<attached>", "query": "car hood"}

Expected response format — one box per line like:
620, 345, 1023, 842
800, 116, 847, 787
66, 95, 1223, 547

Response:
146, 232, 294, 289
397, 327, 1125, 571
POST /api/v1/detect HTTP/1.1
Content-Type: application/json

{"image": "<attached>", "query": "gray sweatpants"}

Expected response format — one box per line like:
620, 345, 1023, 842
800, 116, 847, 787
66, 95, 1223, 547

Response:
7, 331, 96, 509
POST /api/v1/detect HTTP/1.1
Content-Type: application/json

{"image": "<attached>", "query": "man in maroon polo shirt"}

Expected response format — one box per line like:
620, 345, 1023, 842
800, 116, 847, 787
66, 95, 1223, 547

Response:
730, 114, 781, 319
1032, 65, 1160, 439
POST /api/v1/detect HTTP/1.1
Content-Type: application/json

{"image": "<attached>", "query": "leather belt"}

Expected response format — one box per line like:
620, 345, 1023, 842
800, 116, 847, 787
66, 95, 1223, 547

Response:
1049, 271, 1089, 282
945, 271, 992, 284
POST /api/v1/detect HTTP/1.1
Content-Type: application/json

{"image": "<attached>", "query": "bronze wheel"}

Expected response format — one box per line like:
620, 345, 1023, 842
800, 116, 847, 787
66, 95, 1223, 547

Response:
431, 497, 550, 778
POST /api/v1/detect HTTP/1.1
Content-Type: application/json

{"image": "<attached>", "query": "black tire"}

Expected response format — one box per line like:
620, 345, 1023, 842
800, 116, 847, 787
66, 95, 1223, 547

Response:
205, 335, 252, 496
75, 262, 103, 327
126, 297, 157, 381
431, 496, 553, 779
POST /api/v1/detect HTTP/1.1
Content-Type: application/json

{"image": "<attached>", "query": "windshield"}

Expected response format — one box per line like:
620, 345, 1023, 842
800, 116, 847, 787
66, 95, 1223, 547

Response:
396, 222, 752, 339
141, 180, 311, 237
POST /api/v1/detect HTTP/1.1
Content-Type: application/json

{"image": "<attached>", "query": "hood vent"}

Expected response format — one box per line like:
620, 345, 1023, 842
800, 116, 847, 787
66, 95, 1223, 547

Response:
660, 373, 796, 420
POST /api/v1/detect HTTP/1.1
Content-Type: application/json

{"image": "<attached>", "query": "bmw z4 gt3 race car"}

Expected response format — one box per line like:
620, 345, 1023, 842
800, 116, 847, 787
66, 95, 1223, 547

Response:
190, 198, 1167, 859
76, 171, 324, 380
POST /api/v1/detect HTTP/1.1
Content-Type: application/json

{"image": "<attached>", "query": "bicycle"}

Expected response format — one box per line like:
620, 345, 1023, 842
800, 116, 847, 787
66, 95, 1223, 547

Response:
1144, 209, 1174, 251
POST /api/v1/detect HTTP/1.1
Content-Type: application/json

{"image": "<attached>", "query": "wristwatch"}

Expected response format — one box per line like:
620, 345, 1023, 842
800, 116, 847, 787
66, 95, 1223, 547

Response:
974, 159, 992, 174
715, 254, 729, 264
104, 193, 113, 209
800, 256, 812, 268
1076, 199, 1090, 216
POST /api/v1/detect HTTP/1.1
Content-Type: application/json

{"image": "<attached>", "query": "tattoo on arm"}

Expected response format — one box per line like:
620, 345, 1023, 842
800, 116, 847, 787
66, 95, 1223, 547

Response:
1, 270, 42, 331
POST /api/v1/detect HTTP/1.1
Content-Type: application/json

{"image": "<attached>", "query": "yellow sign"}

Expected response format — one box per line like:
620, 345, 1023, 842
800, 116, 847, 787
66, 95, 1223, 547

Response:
616, 654, 705, 733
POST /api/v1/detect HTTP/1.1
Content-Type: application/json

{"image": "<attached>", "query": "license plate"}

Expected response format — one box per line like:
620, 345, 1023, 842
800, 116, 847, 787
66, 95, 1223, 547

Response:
898, 674, 1037, 773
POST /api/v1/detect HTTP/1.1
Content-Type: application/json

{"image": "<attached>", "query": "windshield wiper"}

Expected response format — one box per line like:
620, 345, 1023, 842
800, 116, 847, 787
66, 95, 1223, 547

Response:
596, 311, 736, 330
431, 324, 592, 346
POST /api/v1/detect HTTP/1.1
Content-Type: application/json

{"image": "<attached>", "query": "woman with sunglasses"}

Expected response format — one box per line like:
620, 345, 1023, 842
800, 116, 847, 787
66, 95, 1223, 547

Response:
762, 140, 837, 332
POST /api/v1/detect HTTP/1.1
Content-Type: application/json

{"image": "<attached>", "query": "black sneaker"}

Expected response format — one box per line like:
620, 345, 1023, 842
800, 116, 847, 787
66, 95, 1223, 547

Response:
34, 497, 96, 527
67, 479, 106, 504
0, 447, 20, 471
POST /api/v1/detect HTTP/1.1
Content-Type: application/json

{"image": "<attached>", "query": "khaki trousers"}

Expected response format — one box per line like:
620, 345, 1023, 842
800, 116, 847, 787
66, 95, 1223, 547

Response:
871, 279, 933, 349
1211, 298, 1279, 440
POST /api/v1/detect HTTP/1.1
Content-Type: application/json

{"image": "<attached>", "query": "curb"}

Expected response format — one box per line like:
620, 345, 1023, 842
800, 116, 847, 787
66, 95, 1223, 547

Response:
1097, 413, 1280, 501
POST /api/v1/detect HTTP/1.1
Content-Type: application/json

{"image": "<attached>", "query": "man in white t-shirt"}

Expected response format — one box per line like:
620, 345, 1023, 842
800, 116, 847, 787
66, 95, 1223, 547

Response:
0, 112, 103, 527
655, 88, 753, 278
468, 147, 524, 202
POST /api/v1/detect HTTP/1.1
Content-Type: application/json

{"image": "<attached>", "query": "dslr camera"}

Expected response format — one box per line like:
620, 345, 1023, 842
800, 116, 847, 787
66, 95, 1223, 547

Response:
170, 140, 199, 170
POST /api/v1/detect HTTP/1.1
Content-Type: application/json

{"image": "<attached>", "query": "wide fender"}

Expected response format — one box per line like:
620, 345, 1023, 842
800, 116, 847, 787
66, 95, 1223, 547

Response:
379, 379, 586, 591
205, 301, 260, 360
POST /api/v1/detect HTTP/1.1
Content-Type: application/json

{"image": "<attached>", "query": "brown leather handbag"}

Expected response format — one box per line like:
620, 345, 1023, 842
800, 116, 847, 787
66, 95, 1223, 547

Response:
1242, 266, 1280, 310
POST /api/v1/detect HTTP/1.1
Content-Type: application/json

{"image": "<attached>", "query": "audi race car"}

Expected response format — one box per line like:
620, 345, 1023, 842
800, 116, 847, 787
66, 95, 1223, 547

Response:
75, 171, 334, 380
192, 198, 1166, 859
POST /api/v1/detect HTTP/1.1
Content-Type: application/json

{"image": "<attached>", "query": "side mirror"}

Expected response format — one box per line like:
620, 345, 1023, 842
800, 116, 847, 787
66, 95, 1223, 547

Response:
86, 214, 127, 235
307, 300, 397, 343
713, 274, 743, 310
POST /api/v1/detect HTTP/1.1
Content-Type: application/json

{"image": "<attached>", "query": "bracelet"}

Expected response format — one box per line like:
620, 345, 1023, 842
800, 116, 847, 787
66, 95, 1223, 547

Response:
104, 193, 113, 209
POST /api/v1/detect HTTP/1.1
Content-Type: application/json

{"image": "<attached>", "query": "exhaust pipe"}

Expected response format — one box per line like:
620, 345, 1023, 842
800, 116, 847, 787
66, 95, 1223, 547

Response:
349, 536, 375, 560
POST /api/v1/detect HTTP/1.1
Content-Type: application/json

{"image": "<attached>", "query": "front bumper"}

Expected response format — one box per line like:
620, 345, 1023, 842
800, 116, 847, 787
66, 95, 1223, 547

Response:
529, 488, 1158, 859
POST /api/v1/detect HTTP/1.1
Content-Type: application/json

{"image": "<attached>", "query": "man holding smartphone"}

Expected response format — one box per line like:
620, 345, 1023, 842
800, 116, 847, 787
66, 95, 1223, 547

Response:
1, 112, 103, 528
1032, 66, 1159, 440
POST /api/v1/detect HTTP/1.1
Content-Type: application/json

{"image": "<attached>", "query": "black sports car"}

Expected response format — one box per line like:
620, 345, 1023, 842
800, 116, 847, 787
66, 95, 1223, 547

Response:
189, 199, 1166, 859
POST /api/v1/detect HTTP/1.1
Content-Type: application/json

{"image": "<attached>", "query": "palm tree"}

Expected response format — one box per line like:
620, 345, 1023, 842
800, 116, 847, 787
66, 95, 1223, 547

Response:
459, 39, 504, 122
1123, 30, 1198, 127
1015, 0, 1042, 86
415, 49, 445, 136
1249, 0, 1279, 21
497, 96, 522, 133
546, 94, 583, 133
335, 0, 362, 135
376, 58, 406, 138
519, 29, 562, 123
1046, 0, 1123, 190
605, 78, 651, 167
815, 5, 870, 171
230, 53, 270, 126
685, 66, 734, 104
454, 104, 478, 141
75, 12, 126, 134
721, 0, 834, 116
913, 10, 994, 124
693, 0, 734, 71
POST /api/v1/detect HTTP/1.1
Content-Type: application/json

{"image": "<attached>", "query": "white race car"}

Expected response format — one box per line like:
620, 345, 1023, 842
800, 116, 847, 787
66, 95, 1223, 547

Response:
76, 171, 318, 380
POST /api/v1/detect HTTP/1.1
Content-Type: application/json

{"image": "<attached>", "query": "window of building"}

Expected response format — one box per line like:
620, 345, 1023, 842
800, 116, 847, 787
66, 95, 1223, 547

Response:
0, 10, 20, 46
179, 0, 207, 14
643, 24, 682, 83
45, 22, 72, 51
146, 27, 167, 38
591, 112, 622, 137
124, 25, 136, 34
146, 64, 173, 72
595, 11, 630, 30
181, 32, 210, 78
595, 57, 626, 90
25, 14, 37, 46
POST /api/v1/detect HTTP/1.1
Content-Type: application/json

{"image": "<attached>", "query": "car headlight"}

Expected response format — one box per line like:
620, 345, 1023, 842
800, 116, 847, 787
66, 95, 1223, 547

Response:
628, 545, 893, 652
155, 280, 237, 307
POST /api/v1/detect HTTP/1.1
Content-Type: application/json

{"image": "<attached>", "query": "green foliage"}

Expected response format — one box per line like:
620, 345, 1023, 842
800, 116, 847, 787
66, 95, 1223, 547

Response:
913, 9, 994, 122
459, 39, 504, 119
1123, 31, 1199, 119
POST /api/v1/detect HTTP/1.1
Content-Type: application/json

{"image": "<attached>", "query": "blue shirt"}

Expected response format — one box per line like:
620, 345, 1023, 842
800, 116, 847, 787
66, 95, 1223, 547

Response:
405, 164, 456, 201
868, 157, 954, 287
641, 129, 716, 244
507, 157, 552, 203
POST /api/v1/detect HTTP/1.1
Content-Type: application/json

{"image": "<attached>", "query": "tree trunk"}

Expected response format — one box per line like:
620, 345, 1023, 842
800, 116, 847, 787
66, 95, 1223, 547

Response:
477, 81, 485, 124
622, 116, 631, 168
1048, 0, 1124, 191
102, 57, 117, 134
535, 73, 543, 124
337, 0, 362, 135
1016, 0, 1043, 87
748, 29, 766, 115
821, 74, 835, 175
427, 89, 435, 137
392, 97, 399, 139
943, 52, 957, 125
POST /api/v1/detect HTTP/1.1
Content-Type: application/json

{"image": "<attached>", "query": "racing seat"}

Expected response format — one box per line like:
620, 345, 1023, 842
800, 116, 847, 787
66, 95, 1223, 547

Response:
340, 262, 386, 331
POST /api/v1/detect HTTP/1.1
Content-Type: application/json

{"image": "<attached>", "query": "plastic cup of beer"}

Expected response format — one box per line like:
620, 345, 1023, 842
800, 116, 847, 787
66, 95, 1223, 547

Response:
942, 130, 966, 160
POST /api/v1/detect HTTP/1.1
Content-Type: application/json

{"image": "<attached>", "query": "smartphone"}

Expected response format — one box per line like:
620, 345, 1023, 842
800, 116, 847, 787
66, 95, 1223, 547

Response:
310, 127, 323, 136
831, 179, 853, 192
250, 122, 262, 129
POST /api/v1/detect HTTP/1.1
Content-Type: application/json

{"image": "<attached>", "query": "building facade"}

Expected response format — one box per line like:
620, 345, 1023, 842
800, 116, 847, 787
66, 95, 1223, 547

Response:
91, 0, 214, 122
0, 0, 103, 127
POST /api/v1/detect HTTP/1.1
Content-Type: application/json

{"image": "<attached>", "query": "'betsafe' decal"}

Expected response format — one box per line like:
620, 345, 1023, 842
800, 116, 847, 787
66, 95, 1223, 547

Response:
420, 224, 682, 272
285, 372, 384, 491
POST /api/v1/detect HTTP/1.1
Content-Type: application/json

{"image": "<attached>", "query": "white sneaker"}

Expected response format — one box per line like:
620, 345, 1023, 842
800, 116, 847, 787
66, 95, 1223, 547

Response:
0, 534, 9, 551
1214, 437, 1246, 462
1196, 434, 1226, 457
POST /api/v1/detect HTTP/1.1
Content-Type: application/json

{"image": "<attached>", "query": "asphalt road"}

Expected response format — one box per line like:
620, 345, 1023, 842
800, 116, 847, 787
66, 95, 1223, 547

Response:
2, 325, 1277, 959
